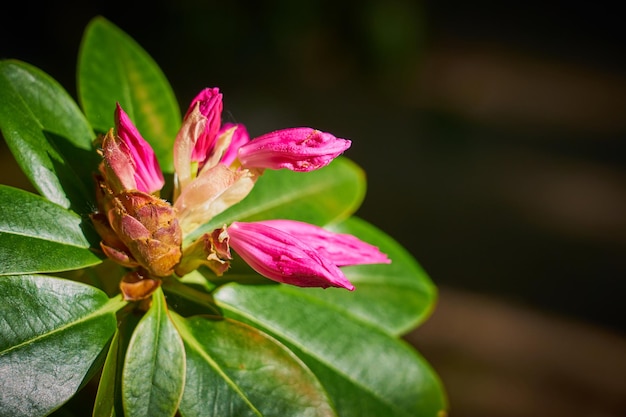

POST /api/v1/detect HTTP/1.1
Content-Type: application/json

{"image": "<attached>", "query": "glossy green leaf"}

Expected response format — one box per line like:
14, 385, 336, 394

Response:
312, 216, 437, 335
215, 284, 447, 417
0, 60, 98, 212
93, 330, 119, 417
93, 312, 143, 417
78, 16, 180, 172
0, 185, 101, 275
172, 314, 336, 417
122, 287, 185, 417
186, 157, 366, 244
0, 275, 124, 417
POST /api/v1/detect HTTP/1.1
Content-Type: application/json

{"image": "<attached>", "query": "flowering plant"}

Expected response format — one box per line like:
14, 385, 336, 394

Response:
0, 17, 446, 417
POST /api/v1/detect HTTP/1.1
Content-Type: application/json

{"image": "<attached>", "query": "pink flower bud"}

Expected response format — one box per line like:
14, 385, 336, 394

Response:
112, 103, 164, 194
237, 128, 351, 172
256, 220, 390, 266
227, 221, 355, 290
185, 88, 223, 163
174, 88, 226, 195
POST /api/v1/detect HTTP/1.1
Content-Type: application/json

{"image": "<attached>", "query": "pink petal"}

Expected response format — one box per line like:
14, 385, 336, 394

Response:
185, 88, 223, 163
237, 128, 351, 172
196, 123, 250, 174
227, 221, 355, 290
114, 103, 164, 193
257, 220, 390, 267
219, 123, 250, 166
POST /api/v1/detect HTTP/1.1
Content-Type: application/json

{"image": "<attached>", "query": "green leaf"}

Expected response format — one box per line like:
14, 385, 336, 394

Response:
172, 314, 336, 417
78, 16, 180, 172
215, 284, 447, 417
0, 275, 124, 417
93, 330, 120, 417
0, 60, 98, 212
122, 287, 185, 417
186, 157, 366, 244
309, 216, 437, 335
0, 185, 101, 275
93, 311, 143, 417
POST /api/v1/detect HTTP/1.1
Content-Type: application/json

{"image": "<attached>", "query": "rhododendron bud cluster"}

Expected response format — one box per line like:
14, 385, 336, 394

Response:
90, 87, 389, 300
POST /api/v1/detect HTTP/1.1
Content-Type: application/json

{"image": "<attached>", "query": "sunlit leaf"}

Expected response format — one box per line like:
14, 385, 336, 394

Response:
316, 216, 437, 335
78, 16, 180, 172
215, 284, 447, 417
0, 275, 124, 417
173, 314, 336, 417
122, 288, 185, 417
0, 185, 101, 275
0, 60, 98, 212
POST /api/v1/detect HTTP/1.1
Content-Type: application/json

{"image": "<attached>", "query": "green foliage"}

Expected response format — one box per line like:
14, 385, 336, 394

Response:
0, 16, 446, 417
325, 217, 437, 335
215, 283, 445, 417
0, 60, 98, 212
78, 17, 181, 172
0, 275, 122, 417
122, 288, 185, 416
173, 313, 337, 417
0, 185, 102, 275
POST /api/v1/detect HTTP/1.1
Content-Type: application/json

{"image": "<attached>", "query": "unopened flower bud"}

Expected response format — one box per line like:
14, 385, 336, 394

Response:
93, 179, 182, 277
237, 128, 351, 172
186, 88, 223, 164
227, 221, 355, 290
104, 104, 165, 194
255, 220, 390, 266
174, 88, 224, 194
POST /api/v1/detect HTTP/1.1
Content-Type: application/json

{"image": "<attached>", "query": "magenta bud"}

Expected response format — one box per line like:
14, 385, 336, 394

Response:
111, 104, 164, 194
184, 88, 224, 163
237, 127, 351, 172
227, 221, 355, 290
256, 220, 390, 267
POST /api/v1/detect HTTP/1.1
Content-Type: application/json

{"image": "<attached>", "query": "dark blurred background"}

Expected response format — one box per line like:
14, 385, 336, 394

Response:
2, 1, 625, 416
